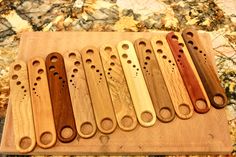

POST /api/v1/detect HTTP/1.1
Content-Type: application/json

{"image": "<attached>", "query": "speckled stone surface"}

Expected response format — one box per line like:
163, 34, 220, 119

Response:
0, 0, 235, 155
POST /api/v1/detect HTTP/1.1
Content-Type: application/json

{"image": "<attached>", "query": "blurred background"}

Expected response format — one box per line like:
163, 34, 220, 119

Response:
0, 0, 235, 155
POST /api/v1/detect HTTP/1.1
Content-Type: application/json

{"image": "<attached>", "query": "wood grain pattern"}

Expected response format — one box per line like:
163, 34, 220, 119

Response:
63, 51, 97, 138
182, 28, 227, 108
28, 57, 57, 148
100, 44, 138, 131
0, 32, 232, 155
45, 52, 77, 143
150, 34, 194, 119
166, 32, 211, 113
117, 40, 156, 127
134, 38, 175, 122
81, 46, 117, 134
9, 60, 36, 153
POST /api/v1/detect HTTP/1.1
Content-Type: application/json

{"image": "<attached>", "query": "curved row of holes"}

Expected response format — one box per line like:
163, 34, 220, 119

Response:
49, 56, 67, 88
170, 35, 186, 68
103, 46, 123, 82
67, 52, 82, 88
85, 49, 103, 83
185, 32, 207, 63
138, 41, 153, 76
121, 44, 140, 76
154, 40, 175, 72
32, 60, 46, 96
12, 64, 27, 101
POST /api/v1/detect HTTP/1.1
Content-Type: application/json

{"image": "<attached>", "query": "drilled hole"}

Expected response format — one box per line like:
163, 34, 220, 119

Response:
86, 59, 92, 64
110, 62, 115, 66
59, 77, 62, 80
204, 54, 206, 56
194, 46, 198, 50
61, 127, 73, 139
133, 65, 136, 68
16, 81, 21, 85
69, 53, 76, 58
122, 44, 129, 50
21, 86, 24, 89
36, 77, 41, 81
110, 55, 116, 60
162, 55, 167, 59
122, 53, 128, 58
14, 64, 21, 71
199, 50, 203, 53
101, 118, 113, 131
38, 69, 44, 74
108, 68, 112, 71
50, 56, 58, 62
40, 132, 53, 145
74, 61, 80, 66
12, 75, 18, 80
105, 47, 112, 53
171, 35, 178, 41
127, 60, 132, 64
139, 41, 146, 47
80, 122, 94, 135
145, 49, 151, 53
178, 55, 181, 58
168, 60, 171, 63
24, 90, 27, 92
32, 60, 40, 66
179, 49, 184, 53
73, 69, 78, 73
121, 116, 133, 128
160, 107, 172, 119
96, 69, 99, 73
156, 40, 163, 46
213, 95, 225, 106
196, 99, 207, 110
71, 74, 75, 78
91, 65, 95, 69
188, 41, 193, 45
33, 88, 35, 90
146, 56, 150, 60
34, 83, 37, 86
179, 104, 191, 115
144, 62, 148, 65
54, 72, 58, 76
49, 66, 55, 71
86, 49, 94, 55
157, 49, 163, 53
179, 43, 184, 48
19, 137, 32, 150
141, 111, 153, 123
187, 32, 194, 37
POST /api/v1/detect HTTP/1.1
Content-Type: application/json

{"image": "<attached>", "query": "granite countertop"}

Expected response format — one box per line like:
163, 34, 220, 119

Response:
0, 0, 235, 155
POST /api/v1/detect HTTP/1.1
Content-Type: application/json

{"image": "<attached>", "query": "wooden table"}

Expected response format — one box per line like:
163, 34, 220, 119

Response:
0, 32, 232, 155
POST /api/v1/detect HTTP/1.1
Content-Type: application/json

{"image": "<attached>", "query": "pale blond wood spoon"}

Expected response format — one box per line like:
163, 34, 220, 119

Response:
117, 40, 156, 127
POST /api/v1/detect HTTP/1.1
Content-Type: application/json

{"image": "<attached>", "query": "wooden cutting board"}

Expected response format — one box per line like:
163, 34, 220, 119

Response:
0, 32, 232, 155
